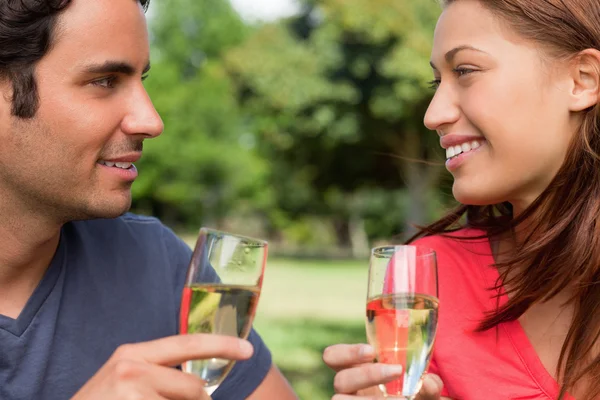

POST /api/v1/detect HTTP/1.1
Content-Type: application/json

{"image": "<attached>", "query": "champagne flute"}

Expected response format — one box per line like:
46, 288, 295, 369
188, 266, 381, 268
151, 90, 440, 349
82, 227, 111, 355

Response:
365, 245, 439, 399
179, 228, 267, 395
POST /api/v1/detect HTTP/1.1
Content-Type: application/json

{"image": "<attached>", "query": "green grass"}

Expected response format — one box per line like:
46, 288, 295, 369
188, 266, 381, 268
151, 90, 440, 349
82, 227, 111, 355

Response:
253, 258, 369, 399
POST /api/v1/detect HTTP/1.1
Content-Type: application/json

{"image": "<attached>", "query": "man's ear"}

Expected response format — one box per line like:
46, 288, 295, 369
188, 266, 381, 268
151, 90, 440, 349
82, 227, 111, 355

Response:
0, 78, 18, 135
568, 48, 600, 112
0, 78, 12, 120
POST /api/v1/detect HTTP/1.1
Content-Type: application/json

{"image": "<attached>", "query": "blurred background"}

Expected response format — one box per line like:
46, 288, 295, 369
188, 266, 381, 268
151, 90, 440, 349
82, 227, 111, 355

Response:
135, 0, 451, 398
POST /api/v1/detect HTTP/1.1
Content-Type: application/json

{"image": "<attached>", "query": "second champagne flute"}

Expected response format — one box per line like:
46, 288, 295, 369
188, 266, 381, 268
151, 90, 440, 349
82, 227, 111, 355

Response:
365, 245, 439, 399
179, 228, 267, 395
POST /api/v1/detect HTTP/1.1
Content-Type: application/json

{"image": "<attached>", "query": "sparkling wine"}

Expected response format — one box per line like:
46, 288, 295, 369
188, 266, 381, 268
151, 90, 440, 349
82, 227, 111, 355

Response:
365, 293, 439, 397
180, 284, 260, 389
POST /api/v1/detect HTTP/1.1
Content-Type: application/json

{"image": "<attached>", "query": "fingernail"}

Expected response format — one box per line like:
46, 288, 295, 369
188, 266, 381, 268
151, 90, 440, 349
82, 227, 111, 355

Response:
382, 364, 403, 377
239, 339, 253, 355
428, 374, 443, 389
359, 344, 374, 358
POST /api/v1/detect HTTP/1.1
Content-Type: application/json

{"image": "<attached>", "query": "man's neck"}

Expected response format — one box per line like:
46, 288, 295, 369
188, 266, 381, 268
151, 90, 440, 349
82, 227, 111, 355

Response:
0, 201, 62, 319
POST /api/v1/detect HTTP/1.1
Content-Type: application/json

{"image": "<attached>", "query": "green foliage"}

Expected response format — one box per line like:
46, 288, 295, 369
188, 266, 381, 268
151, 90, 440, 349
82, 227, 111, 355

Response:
226, 24, 358, 117
135, 0, 273, 228
140, 0, 450, 244
225, 0, 444, 240
149, 0, 248, 71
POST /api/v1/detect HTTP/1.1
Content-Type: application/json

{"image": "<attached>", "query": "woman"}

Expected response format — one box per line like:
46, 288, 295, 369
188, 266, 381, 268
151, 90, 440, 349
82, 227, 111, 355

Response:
323, 0, 600, 399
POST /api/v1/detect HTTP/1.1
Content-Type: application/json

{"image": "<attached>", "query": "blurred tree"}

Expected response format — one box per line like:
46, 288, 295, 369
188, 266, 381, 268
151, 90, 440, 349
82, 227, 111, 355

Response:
225, 0, 446, 246
135, 0, 273, 229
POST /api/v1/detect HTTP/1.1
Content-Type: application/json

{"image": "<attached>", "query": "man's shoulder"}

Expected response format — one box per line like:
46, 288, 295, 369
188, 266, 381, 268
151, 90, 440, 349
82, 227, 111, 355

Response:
79, 212, 163, 228
64, 213, 192, 275
70, 213, 170, 238
67, 213, 189, 254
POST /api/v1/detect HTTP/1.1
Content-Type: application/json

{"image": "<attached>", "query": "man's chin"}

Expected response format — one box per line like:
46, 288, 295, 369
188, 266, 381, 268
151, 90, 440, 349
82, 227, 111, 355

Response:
71, 197, 132, 221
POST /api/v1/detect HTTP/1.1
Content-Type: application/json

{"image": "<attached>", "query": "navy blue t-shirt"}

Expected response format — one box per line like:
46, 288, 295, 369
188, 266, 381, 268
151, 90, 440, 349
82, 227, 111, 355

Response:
0, 214, 272, 400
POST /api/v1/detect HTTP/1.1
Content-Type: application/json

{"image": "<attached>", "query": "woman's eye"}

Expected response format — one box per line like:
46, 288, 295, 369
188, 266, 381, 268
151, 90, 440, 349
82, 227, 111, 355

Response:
453, 67, 476, 77
428, 79, 441, 90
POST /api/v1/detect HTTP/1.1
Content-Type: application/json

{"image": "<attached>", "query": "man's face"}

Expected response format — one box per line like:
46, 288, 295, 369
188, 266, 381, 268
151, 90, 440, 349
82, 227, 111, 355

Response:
0, 0, 164, 222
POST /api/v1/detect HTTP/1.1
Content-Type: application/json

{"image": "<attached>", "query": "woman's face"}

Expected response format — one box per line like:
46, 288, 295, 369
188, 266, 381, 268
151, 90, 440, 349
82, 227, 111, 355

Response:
424, 0, 579, 212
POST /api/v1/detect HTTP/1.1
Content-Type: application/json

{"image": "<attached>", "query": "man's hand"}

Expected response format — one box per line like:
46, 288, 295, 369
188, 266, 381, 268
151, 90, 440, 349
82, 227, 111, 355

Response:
323, 344, 445, 400
71, 334, 254, 400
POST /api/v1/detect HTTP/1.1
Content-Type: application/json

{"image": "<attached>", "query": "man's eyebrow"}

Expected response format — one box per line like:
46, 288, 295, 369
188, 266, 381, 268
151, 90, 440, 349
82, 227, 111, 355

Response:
83, 61, 151, 75
429, 45, 488, 70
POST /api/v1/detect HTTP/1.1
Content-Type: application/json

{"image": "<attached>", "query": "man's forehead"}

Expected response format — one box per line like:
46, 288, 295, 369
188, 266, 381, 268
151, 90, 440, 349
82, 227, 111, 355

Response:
49, 0, 150, 72
53, 0, 147, 44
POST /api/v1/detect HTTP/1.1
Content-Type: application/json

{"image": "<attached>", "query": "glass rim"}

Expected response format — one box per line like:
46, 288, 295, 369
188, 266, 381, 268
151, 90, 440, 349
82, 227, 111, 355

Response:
199, 227, 268, 247
371, 244, 436, 258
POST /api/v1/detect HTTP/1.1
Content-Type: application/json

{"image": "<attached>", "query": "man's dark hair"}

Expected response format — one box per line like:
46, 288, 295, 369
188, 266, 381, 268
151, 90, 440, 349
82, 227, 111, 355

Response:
0, 0, 150, 118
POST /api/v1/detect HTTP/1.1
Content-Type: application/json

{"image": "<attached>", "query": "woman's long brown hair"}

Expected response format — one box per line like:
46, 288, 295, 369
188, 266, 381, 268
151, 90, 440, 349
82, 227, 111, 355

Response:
410, 1, 600, 398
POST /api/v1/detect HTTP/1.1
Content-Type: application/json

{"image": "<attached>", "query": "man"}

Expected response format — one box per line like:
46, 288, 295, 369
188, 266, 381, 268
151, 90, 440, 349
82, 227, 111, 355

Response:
0, 0, 297, 399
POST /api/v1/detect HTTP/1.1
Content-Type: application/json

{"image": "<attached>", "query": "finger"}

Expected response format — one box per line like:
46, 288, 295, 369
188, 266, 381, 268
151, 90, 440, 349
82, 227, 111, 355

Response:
323, 344, 375, 371
115, 383, 170, 400
333, 363, 403, 394
143, 364, 211, 400
415, 374, 444, 400
135, 390, 170, 400
332, 395, 403, 400
113, 334, 254, 367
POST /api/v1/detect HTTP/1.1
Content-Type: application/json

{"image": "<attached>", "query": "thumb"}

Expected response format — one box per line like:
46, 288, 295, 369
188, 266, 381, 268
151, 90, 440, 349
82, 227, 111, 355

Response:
415, 373, 444, 400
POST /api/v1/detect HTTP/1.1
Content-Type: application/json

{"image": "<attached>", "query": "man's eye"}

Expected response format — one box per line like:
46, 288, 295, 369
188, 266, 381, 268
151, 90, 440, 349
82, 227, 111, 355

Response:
91, 76, 117, 89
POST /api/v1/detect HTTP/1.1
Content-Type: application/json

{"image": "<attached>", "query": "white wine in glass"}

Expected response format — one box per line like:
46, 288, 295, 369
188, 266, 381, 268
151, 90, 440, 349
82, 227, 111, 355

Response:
179, 228, 267, 395
365, 245, 439, 399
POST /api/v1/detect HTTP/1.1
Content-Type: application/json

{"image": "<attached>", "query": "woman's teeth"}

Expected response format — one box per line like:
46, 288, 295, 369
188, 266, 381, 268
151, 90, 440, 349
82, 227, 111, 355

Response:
446, 140, 482, 160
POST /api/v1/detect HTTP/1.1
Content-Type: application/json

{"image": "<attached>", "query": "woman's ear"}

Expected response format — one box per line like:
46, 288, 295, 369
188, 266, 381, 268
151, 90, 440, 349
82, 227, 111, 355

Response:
568, 48, 600, 112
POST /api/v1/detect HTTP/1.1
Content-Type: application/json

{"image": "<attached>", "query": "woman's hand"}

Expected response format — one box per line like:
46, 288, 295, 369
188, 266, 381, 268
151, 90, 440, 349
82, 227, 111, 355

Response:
323, 343, 445, 399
